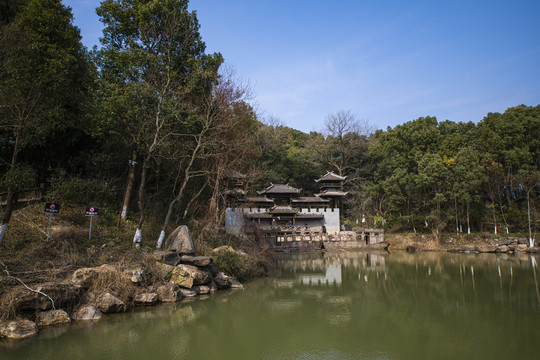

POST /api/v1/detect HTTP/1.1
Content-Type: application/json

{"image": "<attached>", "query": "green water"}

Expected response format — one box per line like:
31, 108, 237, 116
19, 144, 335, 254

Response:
1, 251, 539, 360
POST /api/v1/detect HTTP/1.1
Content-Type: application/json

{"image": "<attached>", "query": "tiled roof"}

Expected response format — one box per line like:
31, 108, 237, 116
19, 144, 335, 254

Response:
315, 171, 347, 182
257, 183, 301, 195
291, 196, 330, 204
268, 206, 299, 214
240, 197, 275, 204
224, 170, 246, 179
223, 189, 246, 196
315, 189, 348, 197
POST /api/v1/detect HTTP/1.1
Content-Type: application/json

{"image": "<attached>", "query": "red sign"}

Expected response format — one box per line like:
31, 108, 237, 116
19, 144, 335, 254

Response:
45, 203, 60, 214
85, 206, 99, 216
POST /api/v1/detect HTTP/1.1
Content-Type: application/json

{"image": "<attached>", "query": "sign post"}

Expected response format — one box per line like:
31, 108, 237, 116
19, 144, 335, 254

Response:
85, 206, 99, 240
44, 203, 60, 240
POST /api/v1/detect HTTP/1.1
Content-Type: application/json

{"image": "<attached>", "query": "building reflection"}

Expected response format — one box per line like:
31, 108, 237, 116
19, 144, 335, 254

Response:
278, 251, 387, 286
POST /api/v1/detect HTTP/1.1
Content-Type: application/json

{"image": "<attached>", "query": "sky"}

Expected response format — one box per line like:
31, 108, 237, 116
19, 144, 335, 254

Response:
67, 0, 540, 133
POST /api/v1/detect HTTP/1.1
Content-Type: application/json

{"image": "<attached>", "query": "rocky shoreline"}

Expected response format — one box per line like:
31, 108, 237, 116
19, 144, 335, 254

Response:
388, 235, 539, 254
0, 226, 245, 340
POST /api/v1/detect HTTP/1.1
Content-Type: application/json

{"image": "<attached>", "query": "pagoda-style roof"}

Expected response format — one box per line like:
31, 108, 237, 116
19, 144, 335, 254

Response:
268, 206, 299, 215
257, 183, 301, 195
315, 171, 347, 183
240, 197, 275, 204
224, 170, 247, 179
315, 189, 348, 197
291, 196, 330, 205
223, 189, 246, 197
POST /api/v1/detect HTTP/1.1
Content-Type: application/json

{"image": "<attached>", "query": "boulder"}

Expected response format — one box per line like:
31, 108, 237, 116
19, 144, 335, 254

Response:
96, 292, 126, 313
157, 283, 183, 302
178, 264, 212, 286
36, 309, 71, 327
193, 285, 210, 295
179, 288, 198, 298
208, 280, 218, 293
0, 320, 38, 339
72, 305, 103, 320
153, 262, 176, 281
229, 277, 244, 289
71, 267, 99, 287
181, 255, 212, 267
162, 225, 195, 255
169, 267, 194, 288
207, 264, 218, 277
516, 244, 529, 252
14, 282, 80, 311
476, 245, 497, 253
153, 250, 182, 266
71, 264, 120, 288
213, 272, 231, 289
134, 293, 158, 306
496, 245, 510, 253
129, 268, 150, 285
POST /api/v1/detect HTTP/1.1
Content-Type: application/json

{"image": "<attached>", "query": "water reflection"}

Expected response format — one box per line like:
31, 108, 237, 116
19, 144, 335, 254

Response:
2, 251, 539, 360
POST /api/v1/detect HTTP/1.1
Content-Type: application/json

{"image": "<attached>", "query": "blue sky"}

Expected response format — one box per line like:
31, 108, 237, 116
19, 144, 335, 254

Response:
68, 0, 540, 133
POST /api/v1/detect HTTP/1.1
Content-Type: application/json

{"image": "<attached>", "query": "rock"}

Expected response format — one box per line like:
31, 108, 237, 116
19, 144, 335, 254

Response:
496, 245, 510, 253
181, 255, 212, 267
71, 267, 99, 287
516, 244, 529, 252
153, 250, 182, 266
178, 264, 212, 286
72, 305, 103, 320
229, 277, 244, 289
134, 293, 158, 306
476, 245, 497, 253
213, 272, 231, 289
157, 283, 183, 302
153, 262, 176, 281
213, 245, 246, 256
162, 225, 195, 255
179, 288, 198, 298
130, 268, 150, 285
517, 238, 529, 245
0, 320, 38, 339
15, 282, 81, 311
207, 264, 218, 277
96, 292, 126, 313
208, 280, 218, 293
193, 285, 210, 295
36, 309, 71, 327
71, 264, 120, 288
169, 267, 194, 289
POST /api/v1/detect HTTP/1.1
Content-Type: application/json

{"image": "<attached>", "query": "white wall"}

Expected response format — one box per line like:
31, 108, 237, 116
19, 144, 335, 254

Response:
226, 207, 341, 235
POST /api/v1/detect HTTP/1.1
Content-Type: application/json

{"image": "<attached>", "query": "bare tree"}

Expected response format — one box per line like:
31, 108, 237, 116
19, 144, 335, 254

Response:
311, 110, 373, 177
156, 68, 257, 248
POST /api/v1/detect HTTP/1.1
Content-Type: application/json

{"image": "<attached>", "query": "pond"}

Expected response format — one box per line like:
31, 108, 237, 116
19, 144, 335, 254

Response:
1, 251, 539, 360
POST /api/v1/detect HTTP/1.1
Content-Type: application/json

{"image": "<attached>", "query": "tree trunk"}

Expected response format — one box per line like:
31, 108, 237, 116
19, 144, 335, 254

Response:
455, 197, 459, 235
133, 156, 150, 249
466, 201, 471, 234
0, 137, 20, 247
527, 189, 534, 248
120, 153, 137, 222
157, 197, 177, 249
157, 134, 203, 248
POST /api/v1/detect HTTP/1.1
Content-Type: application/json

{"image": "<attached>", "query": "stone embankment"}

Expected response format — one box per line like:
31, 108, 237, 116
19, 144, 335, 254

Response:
393, 235, 539, 254
447, 238, 538, 254
0, 226, 244, 340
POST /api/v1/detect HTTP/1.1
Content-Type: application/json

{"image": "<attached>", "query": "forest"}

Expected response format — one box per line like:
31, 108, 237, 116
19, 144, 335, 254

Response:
1, 0, 539, 249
